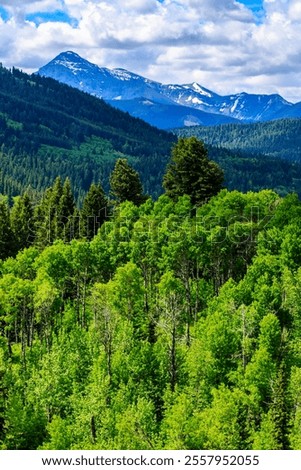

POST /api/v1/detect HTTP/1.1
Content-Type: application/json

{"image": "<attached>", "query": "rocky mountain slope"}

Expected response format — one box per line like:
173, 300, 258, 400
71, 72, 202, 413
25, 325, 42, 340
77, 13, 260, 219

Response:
38, 51, 296, 129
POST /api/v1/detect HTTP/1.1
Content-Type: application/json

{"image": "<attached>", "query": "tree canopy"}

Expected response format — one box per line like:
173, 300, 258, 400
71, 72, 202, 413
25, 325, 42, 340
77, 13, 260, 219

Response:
0, 182, 301, 450
110, 158, 147, 206
163, 137, 224, 205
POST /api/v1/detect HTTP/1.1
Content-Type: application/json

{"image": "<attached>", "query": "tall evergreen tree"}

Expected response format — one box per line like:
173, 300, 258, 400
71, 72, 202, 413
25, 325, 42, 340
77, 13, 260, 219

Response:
163, 137, 224, 205
34, 177, 73, 247
80, 183, 108, 240
109, 158, 146, 206
0, 195, 13, 259
269, 362, 290, 449
10, 192, 35, 252
57, 178, 76, 242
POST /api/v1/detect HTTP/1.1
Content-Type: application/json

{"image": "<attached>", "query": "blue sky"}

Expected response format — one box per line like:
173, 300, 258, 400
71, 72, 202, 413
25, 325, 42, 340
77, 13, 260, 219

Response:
239, 0, 263, 8
0, 0, 300, 102
25, 11, 77, 27
0, 1, 264, 23
238, 0, 265, 20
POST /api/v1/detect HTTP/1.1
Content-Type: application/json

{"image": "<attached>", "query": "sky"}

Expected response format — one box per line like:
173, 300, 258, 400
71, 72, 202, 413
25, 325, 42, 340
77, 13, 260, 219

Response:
0, 0, 300, 102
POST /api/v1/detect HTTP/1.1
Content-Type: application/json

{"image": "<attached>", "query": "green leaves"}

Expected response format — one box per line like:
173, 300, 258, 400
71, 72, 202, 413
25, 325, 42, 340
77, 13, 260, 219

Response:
1, 187, 301, 450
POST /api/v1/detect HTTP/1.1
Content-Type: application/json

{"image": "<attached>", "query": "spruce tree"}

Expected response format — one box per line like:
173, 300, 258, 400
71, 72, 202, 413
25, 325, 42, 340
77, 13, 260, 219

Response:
34, 177, 75, 246
0, 195, 14, 259
80, 183, 108, 240
163, 137, 224, 205
10, 192, 35, 252
57, 178, 76, 242
270, 362, 290, 449
109, 158, 146, 206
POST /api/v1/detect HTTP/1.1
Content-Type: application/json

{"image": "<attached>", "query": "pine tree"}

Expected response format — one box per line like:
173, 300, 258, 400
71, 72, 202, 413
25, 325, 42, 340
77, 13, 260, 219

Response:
34, 178, 76, 246
57, 178, 76, 242
45, 177, 63, 245
0, 195, 13, 259
10, 192, 35, 252
269, 362, 290, 449
109, 158, 146, 206
163, 137, 224, 206
80, 183, 108, 240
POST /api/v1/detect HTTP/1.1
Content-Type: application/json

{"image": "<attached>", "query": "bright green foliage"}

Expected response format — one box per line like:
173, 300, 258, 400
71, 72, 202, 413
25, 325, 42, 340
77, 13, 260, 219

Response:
110, 158, 146, 206
163, 137, 224, 205
160, 392, 201, 449
197, 386, 246, 449
289, 367, 301, 449
1, 186, 301, 450
111, 262, 146, 337
157, 272, 186, 391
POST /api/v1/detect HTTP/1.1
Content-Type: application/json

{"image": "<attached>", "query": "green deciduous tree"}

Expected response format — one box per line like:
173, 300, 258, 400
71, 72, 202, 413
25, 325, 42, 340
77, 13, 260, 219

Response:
157, 272, 186, 392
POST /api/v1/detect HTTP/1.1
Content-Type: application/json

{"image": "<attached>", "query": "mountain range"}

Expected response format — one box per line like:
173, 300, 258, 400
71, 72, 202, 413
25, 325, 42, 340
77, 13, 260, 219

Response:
0, 62, 300, 201
37, 51, 301, 129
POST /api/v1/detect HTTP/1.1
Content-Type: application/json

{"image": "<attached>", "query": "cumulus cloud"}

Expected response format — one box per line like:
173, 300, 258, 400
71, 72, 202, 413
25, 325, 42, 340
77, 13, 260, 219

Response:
0, 0, 300, 101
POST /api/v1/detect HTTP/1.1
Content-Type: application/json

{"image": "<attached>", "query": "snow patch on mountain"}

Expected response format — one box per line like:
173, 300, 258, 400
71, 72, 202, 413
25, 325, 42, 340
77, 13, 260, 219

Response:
37, 51, 297, 129
190, 82, 213, 97
230, 98, 240, 113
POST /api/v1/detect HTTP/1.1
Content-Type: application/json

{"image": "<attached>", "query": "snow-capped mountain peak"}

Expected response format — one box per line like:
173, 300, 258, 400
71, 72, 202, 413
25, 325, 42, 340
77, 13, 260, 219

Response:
48, 51, 101, 73
38, 52, 173, 104
190, 82, 213, 98
37, 51, 296, 129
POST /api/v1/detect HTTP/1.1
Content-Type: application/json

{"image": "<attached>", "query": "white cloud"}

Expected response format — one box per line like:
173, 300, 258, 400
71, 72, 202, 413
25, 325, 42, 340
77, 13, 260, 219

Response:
0, 0, 300, 101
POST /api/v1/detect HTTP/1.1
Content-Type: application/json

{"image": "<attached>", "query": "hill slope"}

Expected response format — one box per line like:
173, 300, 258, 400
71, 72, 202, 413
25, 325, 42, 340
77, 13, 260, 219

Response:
1, 64, 301, 201
0, 65, 175, 200
175, 119, 301, 162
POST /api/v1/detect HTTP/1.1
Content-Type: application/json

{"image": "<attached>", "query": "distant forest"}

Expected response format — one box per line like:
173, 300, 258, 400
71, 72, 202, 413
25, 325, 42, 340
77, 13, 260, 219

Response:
0, 65, 175, 201
175, 119, 301, 162
0, 64, 301, 203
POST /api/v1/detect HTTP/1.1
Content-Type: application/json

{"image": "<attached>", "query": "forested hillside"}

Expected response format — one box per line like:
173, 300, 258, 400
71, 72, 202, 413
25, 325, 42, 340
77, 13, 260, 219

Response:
175, 119, 301, 162
0, 64, 301, 201
206, 146, 301, 197
0, 65, 175, 201
1, 172, 301, 449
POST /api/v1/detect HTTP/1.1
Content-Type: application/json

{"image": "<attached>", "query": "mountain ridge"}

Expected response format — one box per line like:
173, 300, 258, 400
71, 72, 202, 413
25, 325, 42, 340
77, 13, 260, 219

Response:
37, 51, 297, 129
0, 63, 300, 201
